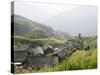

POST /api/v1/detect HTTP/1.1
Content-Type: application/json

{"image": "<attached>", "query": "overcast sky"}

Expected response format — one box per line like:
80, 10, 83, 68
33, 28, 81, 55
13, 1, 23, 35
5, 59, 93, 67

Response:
14, 2, 97, 36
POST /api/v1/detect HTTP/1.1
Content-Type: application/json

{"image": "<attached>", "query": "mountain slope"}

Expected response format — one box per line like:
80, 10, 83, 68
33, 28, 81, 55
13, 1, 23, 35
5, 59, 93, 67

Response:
54, 31, 72, 40
13, 15, 54, 39
12, 15, 71, 40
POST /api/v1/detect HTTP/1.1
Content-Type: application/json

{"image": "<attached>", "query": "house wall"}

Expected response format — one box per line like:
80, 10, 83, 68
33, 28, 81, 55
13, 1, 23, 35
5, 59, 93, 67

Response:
25, 55, 59, 68
14, 51, 27, 62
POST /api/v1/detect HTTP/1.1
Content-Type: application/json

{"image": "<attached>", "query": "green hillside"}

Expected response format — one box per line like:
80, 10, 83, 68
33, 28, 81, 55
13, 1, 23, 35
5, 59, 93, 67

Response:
14, 36, 65, 48
13, 15, 71, 40
12, 15, 72, 47
14, 15, 52, 39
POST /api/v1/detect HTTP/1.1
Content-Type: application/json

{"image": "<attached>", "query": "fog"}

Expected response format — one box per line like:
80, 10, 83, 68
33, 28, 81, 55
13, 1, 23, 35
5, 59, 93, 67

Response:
14, 2, 97, 36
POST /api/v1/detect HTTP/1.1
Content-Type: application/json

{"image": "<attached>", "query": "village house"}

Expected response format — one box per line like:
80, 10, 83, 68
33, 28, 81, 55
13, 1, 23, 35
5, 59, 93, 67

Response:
14, 43, 76, 69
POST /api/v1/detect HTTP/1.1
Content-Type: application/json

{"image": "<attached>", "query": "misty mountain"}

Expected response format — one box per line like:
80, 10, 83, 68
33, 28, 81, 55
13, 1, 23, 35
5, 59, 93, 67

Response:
12, 15, 71, 40
54, 31, 72, 40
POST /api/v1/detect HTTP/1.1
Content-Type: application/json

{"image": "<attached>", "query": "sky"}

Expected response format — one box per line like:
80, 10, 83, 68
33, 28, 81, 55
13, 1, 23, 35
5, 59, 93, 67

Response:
14, 1, 98, 36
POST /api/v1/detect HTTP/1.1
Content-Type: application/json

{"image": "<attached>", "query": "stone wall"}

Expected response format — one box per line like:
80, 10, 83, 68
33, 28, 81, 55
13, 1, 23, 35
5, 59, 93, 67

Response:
14, 51, 27, 62
24, 55, 59, 68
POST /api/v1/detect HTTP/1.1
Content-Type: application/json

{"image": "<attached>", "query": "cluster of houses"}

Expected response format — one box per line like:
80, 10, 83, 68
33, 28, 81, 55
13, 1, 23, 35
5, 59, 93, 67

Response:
14, 44, 74, 69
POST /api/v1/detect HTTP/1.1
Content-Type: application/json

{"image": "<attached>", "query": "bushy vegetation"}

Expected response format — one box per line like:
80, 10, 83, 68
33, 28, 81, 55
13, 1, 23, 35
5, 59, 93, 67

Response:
83, 36, 97, 49
15, 49, 97, 73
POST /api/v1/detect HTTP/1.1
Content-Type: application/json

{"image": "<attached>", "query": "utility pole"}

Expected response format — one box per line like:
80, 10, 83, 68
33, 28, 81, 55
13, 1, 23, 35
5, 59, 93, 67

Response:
78, 33, 84, 50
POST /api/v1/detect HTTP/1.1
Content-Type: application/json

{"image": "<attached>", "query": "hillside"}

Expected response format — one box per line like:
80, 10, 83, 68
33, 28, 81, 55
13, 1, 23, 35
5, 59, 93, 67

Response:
12, 15, 74, 48
54, 31, 72, 40
12, 15, 71, 40
13, 15, 53, 39
12, 15, 97, 49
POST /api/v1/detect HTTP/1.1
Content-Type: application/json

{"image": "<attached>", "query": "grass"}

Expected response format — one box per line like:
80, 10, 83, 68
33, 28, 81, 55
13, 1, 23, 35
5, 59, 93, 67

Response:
15, 49, 97, 73
14, 35, 65, 46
